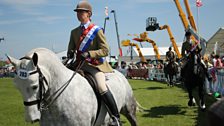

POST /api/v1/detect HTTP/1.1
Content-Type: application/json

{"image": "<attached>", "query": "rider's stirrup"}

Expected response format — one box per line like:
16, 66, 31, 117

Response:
109, 116, 121, 126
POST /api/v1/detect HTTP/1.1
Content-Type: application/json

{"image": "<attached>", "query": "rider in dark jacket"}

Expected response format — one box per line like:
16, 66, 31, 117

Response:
166, 47, 176, 64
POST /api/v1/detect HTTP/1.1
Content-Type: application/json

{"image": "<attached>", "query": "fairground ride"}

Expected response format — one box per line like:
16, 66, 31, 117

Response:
146, 17, 181, 59
121, 39, 147, 63
132, 32, 161, 60
173, 0, 207, 56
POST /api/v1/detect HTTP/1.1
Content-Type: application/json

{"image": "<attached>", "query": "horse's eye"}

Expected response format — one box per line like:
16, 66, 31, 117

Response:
32, 85, 38, 90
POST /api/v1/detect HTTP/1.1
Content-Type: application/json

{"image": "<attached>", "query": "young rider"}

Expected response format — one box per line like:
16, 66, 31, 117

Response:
67, 1, 121, 125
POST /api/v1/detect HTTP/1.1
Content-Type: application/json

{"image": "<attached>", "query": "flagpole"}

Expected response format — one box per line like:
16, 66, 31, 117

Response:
111, 10, 122, 57
104, 6, 111, 61
197, 4, 200, 44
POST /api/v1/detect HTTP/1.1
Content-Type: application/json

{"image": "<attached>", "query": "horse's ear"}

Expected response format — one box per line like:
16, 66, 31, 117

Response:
6, 54, 19, 66
32, 53, 38, 66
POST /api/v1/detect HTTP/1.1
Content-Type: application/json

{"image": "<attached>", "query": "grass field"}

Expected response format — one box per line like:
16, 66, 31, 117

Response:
0, 78, 217, 126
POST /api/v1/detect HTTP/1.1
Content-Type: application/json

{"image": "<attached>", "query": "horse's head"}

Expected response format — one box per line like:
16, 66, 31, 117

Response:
7, 53, 42, 123
187, 51, 202, 74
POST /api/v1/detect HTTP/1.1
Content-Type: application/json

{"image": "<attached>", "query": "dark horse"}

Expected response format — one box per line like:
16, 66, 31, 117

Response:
164, 61, 179, 86
181, 51, 206, 110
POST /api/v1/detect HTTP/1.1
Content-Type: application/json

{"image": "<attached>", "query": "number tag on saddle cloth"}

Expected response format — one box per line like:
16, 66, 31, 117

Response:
17, 69, 30, 79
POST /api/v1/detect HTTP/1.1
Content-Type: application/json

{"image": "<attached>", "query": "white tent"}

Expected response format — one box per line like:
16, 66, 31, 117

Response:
133, 47, 182, 56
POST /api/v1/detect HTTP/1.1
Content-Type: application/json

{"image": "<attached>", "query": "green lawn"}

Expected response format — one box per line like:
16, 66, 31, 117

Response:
121, 79, 216, 126
0, 78, 38, 126
0, 78, 217, 126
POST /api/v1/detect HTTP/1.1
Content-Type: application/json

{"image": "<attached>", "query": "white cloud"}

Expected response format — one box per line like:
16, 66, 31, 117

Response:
128, 0, 170, 3
0, 19, 31, 25
1, 0, 47, 5
36, 16, 67, 24
0, 15, 68, 25
0, 0, 47, 16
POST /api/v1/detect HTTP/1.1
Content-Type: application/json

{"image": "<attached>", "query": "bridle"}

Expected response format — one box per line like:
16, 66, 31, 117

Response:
18, 56, 48, 111
18, 56, 84, 111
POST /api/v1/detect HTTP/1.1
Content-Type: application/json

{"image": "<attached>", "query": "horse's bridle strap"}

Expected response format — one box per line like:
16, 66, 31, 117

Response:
24, 100, 40, 106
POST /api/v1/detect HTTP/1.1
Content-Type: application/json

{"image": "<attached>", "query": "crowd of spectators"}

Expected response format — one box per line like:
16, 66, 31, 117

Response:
203, 52, 224, 98
0, 67, 15, 78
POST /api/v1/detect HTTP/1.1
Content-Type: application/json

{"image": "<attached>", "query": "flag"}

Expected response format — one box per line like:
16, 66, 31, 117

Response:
105, 6, 109, 20
196, 0, 202, 7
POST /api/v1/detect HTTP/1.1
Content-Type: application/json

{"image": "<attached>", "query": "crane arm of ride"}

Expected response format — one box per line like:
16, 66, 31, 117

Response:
184, 0, 197, 31
159, 25, 182, 58
174, 0, 189, 30
174, 0, 207, 56
121, 40, 147, 62
133, 32, 161, 60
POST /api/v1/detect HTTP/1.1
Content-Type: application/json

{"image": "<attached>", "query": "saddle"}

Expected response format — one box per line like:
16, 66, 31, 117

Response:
65, 61, 102, 121
79, 70, 100, 95
78, 70, 102, 124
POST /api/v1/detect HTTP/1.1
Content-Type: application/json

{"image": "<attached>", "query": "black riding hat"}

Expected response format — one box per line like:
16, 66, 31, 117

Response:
185, 31, 191, 37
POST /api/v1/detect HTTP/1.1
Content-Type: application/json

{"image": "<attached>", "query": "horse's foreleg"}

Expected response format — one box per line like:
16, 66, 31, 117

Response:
170, 75, 173, 86
187, 86, 196, 106
198, 83, 206, 110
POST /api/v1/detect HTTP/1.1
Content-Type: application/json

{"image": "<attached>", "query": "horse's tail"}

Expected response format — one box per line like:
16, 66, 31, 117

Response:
136, 100, 148, 112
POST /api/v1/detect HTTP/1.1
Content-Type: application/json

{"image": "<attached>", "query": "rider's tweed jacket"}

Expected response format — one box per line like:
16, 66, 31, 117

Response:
67, 23, 113, 73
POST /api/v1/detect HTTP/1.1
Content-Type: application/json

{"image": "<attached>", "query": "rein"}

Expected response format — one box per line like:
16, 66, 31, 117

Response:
40, 60, 84, 111
19, 56, 85, 111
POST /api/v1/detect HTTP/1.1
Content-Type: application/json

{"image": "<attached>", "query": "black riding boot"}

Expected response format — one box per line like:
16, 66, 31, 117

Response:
101, 90, 121, 126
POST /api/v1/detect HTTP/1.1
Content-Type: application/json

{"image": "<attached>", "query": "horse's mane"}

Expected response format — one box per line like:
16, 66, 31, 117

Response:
25, 48, 62, 65
25, 48, 58, 59
21, 48, 69, 76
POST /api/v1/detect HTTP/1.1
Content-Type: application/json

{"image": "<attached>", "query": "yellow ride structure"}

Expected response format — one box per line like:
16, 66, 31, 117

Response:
121, 39, 147, 62
158, 25, 181, 58
146, 17, 181, 59
133, 32, 161, 60
174, 0, 207, 55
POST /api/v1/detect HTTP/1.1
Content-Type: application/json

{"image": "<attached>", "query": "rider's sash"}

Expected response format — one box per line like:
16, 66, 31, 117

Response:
78, 25, 105, 64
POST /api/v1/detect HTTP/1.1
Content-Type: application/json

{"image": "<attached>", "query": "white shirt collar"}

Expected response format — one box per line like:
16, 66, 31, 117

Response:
81, 21, 91, 29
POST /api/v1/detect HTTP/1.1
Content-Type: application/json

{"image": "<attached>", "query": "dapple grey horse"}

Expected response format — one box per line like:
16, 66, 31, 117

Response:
7, 48, 137, 126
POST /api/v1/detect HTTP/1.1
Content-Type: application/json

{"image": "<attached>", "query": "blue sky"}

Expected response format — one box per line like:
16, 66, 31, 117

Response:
0, 0, 223, 59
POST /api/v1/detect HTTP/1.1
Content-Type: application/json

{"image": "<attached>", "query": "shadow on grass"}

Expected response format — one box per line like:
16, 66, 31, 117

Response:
133, 86, 165, 91
142, 105, 187, 118
174, 81, 217, 126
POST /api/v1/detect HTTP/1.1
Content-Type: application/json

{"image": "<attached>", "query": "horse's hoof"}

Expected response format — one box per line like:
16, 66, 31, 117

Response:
188, 98, 196, 106
200, 106, 206, 111
192, 98, 196, 106
200, 101, 206, 111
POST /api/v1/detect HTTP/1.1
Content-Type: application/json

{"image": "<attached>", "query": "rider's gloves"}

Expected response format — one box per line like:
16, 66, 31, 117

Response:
80, 52, 90, 60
